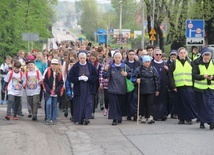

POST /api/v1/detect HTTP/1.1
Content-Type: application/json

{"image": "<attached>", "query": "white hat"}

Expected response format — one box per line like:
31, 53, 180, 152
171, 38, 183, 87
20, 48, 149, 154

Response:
51, 59, 59, 64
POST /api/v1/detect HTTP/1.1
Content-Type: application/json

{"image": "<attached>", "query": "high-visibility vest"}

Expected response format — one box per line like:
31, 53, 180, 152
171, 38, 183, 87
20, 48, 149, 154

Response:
194, 61, 214, 90
173, 59, 193, 87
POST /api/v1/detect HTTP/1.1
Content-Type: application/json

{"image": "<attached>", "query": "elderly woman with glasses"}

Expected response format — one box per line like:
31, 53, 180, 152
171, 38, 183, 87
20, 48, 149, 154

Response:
150, 48, 169, 121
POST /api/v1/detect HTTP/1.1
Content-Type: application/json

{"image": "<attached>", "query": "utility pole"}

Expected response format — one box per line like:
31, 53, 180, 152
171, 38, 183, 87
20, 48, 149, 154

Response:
152, 0, 155, 45
119, 0, 122, 46
141, 1, 145, 49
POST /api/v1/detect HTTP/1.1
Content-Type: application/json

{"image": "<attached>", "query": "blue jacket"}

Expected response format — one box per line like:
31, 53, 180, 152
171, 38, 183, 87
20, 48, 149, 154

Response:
35, 60, 47, 74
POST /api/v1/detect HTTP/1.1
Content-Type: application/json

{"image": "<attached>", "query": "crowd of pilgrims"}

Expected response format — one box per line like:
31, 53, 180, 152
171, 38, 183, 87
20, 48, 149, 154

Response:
0, 41, 214, 129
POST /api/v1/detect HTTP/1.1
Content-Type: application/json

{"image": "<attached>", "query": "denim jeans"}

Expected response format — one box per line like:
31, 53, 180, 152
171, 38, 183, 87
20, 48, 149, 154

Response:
46, 96, 58, 121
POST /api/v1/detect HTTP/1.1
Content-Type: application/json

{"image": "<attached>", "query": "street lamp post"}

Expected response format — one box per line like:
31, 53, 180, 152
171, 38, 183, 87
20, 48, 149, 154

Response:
119, 0, 122, 46
152, 0, 155, 45
141, 1, 145, 49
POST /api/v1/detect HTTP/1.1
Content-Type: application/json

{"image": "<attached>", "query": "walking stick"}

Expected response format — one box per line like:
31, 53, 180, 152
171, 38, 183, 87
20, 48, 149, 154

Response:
137, 82, 140, 125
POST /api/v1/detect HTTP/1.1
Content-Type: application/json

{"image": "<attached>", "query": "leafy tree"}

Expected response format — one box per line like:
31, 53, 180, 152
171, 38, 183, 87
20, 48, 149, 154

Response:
75, 0, 100, 40
111, 0, 141, 30
0, 0, 57, 60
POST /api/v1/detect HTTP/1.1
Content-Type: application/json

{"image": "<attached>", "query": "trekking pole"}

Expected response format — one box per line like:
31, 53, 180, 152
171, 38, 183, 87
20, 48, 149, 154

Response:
137, 82, 140, 125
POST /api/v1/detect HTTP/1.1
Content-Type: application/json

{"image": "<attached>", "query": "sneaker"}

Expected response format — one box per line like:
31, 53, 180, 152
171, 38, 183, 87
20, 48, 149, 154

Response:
84, 119, 90, 125
64, 110, 68, 117
13, 116, 18, 120
103, 109, 108, 116
127, 116, 132, 121
52, 121, 57, 125
3, 101, 8, 104
38, 102, 42, 108
5, 115, 10, 120
186, 120, 193, 125
91, 113, 95, 119
45, 119, 51, 125
200, 122, 205, 129
32, 116, 37, 121
178, 120, 185, 124
18, 113, 24, 117
141, 116, 146, 124
133, 114, 137, 121
0, 100, 3, 105
112, 120, 117, 126
147, 116, 155, 124
210, 123, 214, 130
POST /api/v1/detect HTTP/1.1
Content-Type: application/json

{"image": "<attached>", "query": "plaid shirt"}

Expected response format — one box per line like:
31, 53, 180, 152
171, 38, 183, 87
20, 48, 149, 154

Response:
99, 63, 108, 89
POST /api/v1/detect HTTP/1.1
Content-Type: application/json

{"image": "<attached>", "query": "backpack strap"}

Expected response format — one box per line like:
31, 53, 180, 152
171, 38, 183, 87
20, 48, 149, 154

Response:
8, 71, 14, 84
36, 70, 40, 81
5, 71, 14, 90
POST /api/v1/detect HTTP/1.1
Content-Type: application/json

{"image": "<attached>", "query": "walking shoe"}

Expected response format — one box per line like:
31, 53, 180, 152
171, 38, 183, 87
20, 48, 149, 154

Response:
210, 123, 214, 130
64, 110, 68, 117
5, 115, 10, 120
28, 114, 32, 118
18, 113, 24, 117
161, 116, 167, 121
127, 116, 132, 121
38, 102, 42, 108
45, 119, 51, 125
133, 114, 137, 121
178, 120, 185, 124
103, 109, 108, 116
84, 119, 90, 125
112, 119, 117, 126
52, 121, 57, 125
32, 116, 37, 121
186, 120, 193, 125
91, 113, 95, 119
141, 116, 146, 124
147, 116, 155, 124
3, 100, 8, 104
200, 122, 205, 129
0, 100, 3, 105
13, 116, 18, 120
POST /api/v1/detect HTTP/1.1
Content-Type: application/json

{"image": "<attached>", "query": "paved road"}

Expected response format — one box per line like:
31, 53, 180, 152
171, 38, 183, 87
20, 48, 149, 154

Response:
0, 98, 214, 155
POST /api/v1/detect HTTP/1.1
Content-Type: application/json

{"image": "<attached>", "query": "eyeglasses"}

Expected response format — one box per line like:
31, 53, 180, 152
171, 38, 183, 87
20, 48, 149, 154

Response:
51, 63, 58, 65
156, 54, 162, 56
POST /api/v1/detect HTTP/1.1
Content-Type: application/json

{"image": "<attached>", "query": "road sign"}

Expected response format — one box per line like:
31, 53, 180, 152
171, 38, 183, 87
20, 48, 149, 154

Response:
186, 19, 204, 38
186, 19, 204, 46
149, 28, 156, 35
149, 35, 156, 41
22, 33, 39, 41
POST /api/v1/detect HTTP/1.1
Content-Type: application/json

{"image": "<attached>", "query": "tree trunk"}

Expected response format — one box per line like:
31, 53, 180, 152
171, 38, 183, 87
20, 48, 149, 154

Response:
205, 18, 214, 45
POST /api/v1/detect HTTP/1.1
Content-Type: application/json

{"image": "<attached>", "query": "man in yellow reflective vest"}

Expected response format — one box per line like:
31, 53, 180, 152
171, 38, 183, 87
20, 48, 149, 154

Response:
169, 47, 198, 125
193, 47, 214, 130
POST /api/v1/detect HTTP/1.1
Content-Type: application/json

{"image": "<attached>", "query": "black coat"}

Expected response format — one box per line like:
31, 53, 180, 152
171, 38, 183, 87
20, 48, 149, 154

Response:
134, 65, 159, 94
67, 61, 98, 96
43, 68, 64, 100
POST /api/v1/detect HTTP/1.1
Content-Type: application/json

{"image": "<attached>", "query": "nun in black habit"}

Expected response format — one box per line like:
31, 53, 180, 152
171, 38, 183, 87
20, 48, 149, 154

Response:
67, 51, 98, 125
